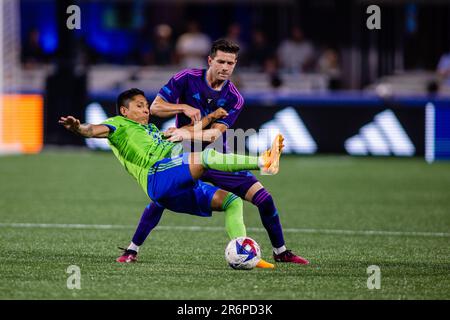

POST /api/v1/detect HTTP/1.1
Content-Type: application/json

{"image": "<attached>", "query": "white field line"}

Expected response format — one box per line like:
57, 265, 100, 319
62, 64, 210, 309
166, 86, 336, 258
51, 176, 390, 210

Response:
0, 222, 449, 238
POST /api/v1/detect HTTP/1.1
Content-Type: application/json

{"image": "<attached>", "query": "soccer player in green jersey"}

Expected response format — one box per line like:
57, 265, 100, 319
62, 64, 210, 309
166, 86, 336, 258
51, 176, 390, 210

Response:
59, 88, 282, 268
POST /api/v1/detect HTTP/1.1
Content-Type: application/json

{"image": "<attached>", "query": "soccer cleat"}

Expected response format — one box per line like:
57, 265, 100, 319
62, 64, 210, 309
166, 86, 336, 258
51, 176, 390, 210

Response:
116, 247, 138, 263
256, 258, 275, 269
273, 250, 309, 265
261, 134, 284, 175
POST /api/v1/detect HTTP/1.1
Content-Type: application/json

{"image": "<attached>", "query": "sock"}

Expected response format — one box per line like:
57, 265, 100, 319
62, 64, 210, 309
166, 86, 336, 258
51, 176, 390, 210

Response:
251, 188, 285, 249
131, 202, 164, 246
273, 245, 287, 255
127, 242, 139, 252
201, 149, 261, 172
222, 193, 246, 239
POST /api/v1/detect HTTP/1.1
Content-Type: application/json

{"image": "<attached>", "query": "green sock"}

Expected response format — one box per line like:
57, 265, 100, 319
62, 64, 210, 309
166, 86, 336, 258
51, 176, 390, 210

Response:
222, 193, 246, 239
201, 149, 261, 172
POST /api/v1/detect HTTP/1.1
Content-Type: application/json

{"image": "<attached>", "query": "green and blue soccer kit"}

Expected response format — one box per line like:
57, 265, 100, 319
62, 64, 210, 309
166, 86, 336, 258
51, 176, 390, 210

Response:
102, 116, 219, 216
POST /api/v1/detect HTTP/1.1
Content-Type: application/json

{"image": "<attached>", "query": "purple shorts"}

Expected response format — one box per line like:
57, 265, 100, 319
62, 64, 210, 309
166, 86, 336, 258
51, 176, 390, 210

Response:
200, 170, 259, 199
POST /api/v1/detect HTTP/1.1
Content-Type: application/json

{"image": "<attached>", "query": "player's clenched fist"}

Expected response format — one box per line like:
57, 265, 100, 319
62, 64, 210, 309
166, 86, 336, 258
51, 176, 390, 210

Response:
211, 108, 228, 120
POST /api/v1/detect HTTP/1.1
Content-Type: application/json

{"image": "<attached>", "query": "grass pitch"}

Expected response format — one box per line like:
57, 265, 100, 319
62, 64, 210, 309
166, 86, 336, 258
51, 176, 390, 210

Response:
0, 150, 449, 299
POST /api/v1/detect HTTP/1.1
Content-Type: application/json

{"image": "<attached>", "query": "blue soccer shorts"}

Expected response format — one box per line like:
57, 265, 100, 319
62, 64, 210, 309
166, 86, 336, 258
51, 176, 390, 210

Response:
146, 153, 219, 217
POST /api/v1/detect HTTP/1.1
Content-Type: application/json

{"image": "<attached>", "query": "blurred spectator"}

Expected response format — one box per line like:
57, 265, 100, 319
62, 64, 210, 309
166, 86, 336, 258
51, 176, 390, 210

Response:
317, 47, 342, 90
21, 28, 47, 67
152, 24, 176, 66
132, 23, 153, 65
247, 29, 273, 70
175, 21, 211, 68
437, 49, 450, 87
225, 23, 247, 62
277, 26, 315, 73
264, 57, 283, 89
75, 36, 99, 67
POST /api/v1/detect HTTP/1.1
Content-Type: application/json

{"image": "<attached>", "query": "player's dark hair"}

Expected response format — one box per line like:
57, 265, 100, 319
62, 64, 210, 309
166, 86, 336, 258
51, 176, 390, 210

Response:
210, 39, 240, 59
116, 88, 146, 115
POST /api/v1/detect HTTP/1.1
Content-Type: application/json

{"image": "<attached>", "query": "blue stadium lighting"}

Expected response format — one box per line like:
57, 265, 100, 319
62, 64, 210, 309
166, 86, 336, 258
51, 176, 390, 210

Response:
40, 30, 57, 53
20, 0, 58, 53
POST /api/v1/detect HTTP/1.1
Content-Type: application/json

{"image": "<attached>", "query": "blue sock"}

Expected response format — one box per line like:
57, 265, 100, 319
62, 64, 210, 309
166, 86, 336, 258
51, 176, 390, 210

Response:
131, 202, 164, 246
251, 188, 285, 249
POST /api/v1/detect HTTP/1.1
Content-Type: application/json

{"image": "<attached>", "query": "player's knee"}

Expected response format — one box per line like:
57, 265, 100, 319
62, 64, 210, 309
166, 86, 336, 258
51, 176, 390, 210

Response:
252, 189, 277, 216
148, 202, 164, 210
211, 189, 231, 211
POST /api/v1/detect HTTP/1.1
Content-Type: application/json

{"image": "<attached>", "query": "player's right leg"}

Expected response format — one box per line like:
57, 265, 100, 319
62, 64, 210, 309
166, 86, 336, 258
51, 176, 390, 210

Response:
187, 134, 284, 180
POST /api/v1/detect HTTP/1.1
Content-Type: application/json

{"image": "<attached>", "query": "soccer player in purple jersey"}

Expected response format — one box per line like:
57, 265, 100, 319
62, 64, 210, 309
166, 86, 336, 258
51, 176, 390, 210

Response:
117, 39, 309, 265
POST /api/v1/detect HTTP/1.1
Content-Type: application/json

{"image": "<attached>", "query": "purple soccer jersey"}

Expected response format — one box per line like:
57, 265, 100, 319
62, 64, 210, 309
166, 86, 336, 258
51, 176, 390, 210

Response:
155, 67, 258, 197
157, 68, 244, 152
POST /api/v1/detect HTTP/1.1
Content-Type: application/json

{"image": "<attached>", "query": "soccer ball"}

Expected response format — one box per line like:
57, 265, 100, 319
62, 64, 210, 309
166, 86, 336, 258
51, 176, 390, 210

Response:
225, 237, 261, 270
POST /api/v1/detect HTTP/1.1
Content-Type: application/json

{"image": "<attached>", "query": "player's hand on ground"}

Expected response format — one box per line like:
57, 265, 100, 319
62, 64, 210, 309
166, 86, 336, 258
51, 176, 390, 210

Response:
182, 105, 201, 124
210, 108, 228, 120
59, 116, 81, 132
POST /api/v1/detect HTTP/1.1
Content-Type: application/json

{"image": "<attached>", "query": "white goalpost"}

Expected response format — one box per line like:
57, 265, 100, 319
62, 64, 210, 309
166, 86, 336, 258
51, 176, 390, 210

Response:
0, 0, 43, 155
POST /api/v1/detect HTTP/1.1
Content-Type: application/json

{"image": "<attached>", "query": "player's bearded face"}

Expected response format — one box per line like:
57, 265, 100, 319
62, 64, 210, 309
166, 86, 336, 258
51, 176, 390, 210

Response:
122, 95, 150, 124
209, 51, 237, 81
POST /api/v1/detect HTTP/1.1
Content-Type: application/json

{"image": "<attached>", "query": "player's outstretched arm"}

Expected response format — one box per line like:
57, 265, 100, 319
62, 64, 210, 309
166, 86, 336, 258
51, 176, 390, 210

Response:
59, 116, 110, 138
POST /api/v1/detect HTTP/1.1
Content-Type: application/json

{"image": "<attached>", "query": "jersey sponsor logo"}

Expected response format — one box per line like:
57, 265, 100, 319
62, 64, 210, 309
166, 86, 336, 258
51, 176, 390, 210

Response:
344, 109, 415, 156
247, 107, 317, 154
207, 98, 213, 104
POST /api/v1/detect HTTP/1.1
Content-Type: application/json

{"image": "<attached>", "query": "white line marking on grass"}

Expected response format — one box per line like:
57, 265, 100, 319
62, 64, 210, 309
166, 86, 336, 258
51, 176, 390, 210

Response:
0, 222, 449, 238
